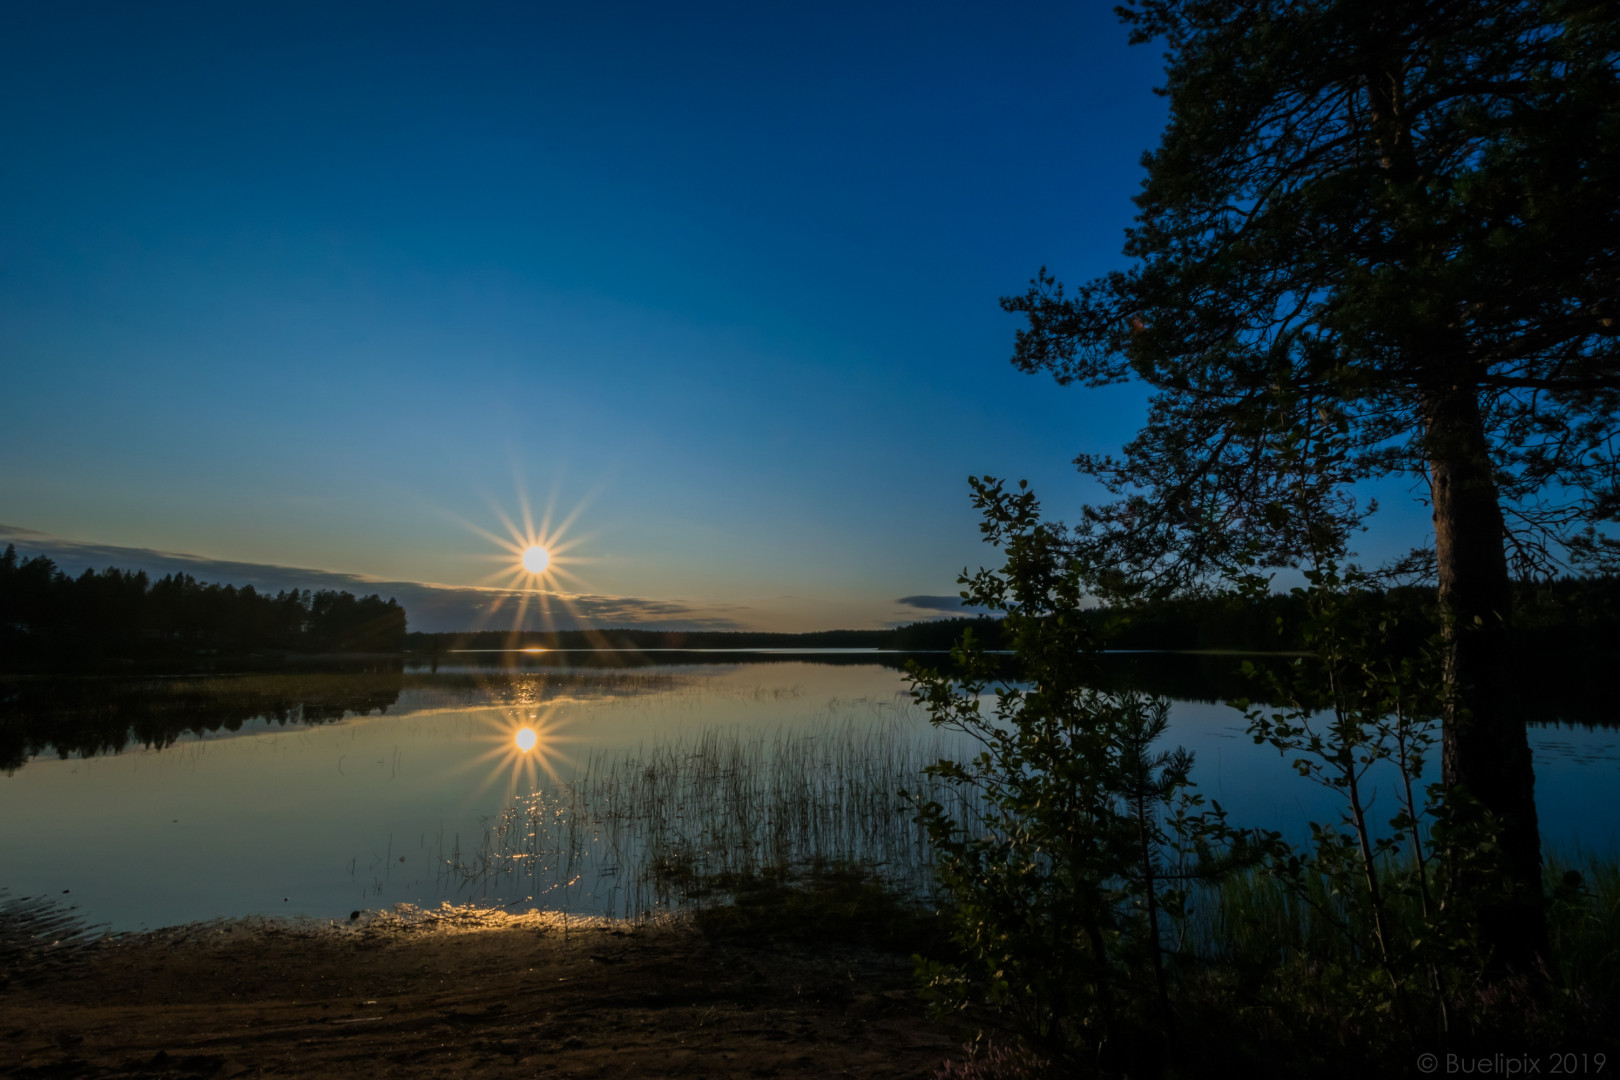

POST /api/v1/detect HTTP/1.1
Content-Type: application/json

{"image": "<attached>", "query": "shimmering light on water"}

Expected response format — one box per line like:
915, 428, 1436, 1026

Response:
0, 662, 920, 930
1, 659, 1615, 932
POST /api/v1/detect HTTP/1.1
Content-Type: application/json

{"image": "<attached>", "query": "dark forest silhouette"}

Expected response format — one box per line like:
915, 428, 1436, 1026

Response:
6, 544, 1614, 672
0, 545, 407, 662
1096, 576, 1620, 657
406, 578, 1618, 660
402, 616, 1006, 655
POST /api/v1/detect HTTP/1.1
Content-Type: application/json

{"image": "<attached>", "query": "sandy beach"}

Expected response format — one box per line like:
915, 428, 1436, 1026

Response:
2, 904, 958, 1079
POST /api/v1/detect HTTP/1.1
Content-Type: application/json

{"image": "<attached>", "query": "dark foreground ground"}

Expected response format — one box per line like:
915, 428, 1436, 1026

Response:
1, 905, 959, 1079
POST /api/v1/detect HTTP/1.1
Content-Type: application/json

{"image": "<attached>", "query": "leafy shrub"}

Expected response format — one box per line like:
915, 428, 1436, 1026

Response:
908, 478, 1255, 1072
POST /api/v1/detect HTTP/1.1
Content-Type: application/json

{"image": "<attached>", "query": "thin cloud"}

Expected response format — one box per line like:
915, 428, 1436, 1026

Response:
0, 524, 749, 633
895, 594, 993, 615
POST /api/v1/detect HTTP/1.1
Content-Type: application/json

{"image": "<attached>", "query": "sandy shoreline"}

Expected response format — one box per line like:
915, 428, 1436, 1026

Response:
2, 904, 958, 1078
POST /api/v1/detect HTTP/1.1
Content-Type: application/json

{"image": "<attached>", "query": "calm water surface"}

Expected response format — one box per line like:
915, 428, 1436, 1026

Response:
2, 656, 1615, 931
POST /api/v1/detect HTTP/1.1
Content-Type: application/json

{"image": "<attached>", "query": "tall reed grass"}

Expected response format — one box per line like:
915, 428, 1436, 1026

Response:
1179, 848, 1620, 1002
437, 719, 971, 919
431, 708, 1620, 1019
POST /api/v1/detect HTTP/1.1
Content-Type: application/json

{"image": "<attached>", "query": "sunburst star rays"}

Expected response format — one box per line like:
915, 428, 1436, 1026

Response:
445, 481, 606, 640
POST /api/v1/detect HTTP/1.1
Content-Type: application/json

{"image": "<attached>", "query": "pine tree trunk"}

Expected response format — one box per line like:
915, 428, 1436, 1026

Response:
1425, 385, 1547, 969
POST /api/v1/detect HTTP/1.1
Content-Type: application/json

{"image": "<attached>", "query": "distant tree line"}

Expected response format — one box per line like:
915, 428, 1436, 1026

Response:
423, 626, 892, 650
403, 616, 1009, 655
1090, 576, 1620, 660
0, 546, 408, 660
400, 581, 1620, 659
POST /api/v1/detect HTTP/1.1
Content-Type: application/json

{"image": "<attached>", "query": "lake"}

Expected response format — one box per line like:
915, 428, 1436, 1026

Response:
2, 652, 1617, 932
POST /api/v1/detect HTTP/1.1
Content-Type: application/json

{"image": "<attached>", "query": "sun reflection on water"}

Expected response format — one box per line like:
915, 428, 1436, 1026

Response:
438, 476, 605, 799
455, 705, 579, 801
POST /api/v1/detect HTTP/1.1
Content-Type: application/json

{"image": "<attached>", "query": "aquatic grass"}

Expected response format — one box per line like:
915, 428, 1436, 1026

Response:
1546, 850, 1620, 1002
437, 717, 973, 920
1182, 850, 1620, 987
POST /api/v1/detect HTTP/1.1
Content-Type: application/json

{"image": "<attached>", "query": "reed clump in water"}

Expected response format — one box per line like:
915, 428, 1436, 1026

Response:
440, 720, 970, 920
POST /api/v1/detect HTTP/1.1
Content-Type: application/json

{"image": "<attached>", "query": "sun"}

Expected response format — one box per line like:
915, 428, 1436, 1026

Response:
448, 478, 598, 639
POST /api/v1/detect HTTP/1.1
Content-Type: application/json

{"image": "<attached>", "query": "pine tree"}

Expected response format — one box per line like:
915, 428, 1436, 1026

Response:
1003, 0, 1620, 968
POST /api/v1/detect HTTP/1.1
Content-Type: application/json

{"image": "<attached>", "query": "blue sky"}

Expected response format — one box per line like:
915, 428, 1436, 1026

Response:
0, 1, 1432, 631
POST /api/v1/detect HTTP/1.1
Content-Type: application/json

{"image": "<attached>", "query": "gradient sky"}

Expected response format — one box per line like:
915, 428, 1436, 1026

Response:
1, 1, 1434, 632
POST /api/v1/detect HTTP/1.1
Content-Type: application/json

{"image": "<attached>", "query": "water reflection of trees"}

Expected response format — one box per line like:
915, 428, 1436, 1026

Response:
1098, 651, 1617, 730
0, 665, 696, 774
415, 649, 1616, 728
0, 666, 405, 774
4, 651, 1609, 777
